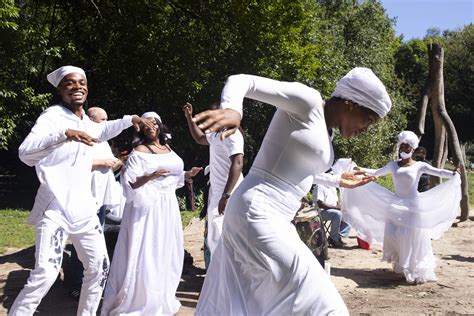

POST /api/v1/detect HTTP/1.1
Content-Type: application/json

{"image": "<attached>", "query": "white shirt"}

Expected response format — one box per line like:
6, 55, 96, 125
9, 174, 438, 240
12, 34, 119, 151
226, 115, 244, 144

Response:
18, 104, 133, 231
90, 141, 123, 211
206, 130, 244, 195
314, 183, 339, 206
220, 74, 337, 196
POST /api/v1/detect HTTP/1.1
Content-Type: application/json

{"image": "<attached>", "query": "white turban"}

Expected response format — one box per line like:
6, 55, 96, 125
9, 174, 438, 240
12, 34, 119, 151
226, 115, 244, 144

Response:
141, 111, 162, 123
397, 131, 419, 149
331, 67, 392, 118
47, 66, 86, 87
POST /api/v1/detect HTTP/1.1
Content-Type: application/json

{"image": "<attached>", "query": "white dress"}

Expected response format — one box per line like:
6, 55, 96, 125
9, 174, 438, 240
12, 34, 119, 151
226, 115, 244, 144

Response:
206, 130, 244, 255
195, 75, 348, 315
341, 160, 461, 283
101, 149, 185, 315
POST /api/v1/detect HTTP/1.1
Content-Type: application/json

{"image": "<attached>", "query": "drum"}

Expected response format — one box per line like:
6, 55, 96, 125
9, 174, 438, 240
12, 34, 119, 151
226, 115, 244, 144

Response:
293, 206, 329, 267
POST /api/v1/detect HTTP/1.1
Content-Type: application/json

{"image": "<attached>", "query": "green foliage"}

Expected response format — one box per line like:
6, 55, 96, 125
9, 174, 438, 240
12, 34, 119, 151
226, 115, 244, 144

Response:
178, 190, 204, 227
0, 0, 19, 30
0, 209, 35, 254
443, 25, 474, 144
0, 0, 425, 173
375, 174, 394, 192
394, 24, 474, 163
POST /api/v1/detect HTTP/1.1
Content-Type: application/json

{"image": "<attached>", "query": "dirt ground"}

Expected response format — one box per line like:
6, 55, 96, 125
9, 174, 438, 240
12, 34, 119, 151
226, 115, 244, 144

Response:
1, 216, 473, 315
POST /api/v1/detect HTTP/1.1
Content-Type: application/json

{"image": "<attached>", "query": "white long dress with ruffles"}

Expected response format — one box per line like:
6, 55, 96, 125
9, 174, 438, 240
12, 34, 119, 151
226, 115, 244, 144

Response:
101, 149, 185, 315
195, 74, 348, 315
341, 160, 461, 283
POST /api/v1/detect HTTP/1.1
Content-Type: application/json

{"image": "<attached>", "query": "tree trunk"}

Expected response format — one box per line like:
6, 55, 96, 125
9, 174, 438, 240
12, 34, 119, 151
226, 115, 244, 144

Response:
428, 43, 470, 221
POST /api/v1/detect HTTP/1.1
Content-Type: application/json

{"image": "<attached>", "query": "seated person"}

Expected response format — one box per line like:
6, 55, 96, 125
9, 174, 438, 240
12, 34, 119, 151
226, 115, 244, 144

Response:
413, 146, 431, 192
313, 182, 350, 248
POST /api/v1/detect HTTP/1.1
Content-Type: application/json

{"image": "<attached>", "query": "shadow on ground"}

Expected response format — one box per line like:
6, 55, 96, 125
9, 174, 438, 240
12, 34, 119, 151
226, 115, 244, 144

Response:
1, 247, 205, 314
331, 267, 407, 289
0, 246, 79, 314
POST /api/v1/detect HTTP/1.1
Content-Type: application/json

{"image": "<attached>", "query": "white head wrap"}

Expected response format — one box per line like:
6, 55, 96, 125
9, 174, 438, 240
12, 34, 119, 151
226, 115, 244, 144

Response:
396, 131, 419, 149
141, 111, 162, 123
331, 67, 392, 118
47, 66, 86, 87
141, 111, 172, 139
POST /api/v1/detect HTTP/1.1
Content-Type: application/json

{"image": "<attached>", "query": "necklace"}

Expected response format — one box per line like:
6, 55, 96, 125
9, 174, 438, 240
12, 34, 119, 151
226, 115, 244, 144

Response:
151, 142, 168, 150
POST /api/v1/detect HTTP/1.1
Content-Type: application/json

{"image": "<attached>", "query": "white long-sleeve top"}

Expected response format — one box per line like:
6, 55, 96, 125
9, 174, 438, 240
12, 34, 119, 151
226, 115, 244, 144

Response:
365, 160, 455, 198
220, 74, 337, 196
18, 104, 133, 229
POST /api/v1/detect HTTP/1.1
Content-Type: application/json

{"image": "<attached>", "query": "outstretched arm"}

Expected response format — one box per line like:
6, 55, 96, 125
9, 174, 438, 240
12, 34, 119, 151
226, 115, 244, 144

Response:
193, 74, 322, 139
358, 162, 392, 177
420, 162, 457, 178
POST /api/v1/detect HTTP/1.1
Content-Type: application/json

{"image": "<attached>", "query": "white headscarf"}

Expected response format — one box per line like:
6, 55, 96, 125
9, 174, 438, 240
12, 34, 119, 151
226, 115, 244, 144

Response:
331, 67, 392, 118
141, 111, 162, 123
141, 111, 172, 139
396, 131, 419, 149
47, 66, 86, 87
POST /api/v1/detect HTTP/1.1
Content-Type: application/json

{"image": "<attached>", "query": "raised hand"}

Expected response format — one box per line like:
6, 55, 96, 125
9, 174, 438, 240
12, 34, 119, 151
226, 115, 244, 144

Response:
192, 108, 241, 140
183, 102, 193, 119
131, 115, 156, 132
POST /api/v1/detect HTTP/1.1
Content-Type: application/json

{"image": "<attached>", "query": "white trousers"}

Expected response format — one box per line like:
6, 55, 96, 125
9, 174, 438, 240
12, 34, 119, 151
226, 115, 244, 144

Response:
9, 217, 109, 316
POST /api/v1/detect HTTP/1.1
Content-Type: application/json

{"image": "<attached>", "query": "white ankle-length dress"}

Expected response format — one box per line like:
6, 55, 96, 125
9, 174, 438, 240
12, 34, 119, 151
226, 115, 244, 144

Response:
101, 149, 185, 315
195, 74, 349, 315
341, 160, 461, 283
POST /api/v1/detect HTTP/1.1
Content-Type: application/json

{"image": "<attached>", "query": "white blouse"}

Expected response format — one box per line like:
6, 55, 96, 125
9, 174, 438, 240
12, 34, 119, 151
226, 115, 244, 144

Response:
220, 74, 336, 196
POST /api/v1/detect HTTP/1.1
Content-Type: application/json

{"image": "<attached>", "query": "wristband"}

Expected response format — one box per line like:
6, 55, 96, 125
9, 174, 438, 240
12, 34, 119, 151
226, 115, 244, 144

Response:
222, 192, 231, 199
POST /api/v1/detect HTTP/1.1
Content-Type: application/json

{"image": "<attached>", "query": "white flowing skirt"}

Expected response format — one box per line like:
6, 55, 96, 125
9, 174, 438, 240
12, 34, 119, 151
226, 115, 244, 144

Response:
341, 174, 461, 282
207, 186, 224, 256
196, 168, 349, 316
101, 190, 184, 315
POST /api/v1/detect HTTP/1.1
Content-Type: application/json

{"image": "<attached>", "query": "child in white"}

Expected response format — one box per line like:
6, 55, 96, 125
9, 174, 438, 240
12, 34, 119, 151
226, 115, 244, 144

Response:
341, 131, 461, 284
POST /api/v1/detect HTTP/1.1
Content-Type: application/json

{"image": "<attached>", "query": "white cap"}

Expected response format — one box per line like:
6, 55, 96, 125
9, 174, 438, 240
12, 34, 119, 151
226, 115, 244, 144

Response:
332, 67, 392, 118
47, 66, 86, 87
141, 111, 162, 123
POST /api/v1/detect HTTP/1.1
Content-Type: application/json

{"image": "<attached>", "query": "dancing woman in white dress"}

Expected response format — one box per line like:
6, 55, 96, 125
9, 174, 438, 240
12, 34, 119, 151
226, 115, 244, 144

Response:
193, 68, 392, 315
341, 131, 461, 284
101, 112, 201, 316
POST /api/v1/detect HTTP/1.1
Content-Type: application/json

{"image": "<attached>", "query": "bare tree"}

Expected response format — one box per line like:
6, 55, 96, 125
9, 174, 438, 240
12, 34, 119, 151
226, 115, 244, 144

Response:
415, 43, 470, 221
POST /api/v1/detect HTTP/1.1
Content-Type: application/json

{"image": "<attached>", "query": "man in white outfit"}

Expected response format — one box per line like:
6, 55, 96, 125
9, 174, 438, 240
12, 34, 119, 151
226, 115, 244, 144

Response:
183, 102, 244, 258
9, 66, 153, 316
65, 106, 124, 299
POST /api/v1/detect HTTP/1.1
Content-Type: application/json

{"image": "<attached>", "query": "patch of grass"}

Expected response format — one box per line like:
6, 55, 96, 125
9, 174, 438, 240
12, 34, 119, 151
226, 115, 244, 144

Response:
180, 209, 201, 228
0, 209, 35, 254
178, 190, 205, 228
